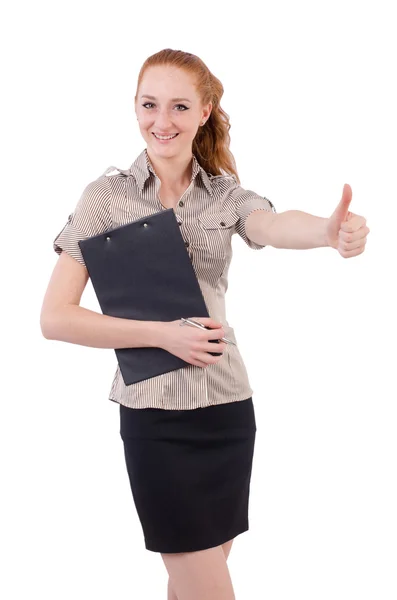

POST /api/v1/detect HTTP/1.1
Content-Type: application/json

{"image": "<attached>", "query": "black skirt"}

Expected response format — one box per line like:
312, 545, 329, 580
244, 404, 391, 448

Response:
119, 396, 257, 553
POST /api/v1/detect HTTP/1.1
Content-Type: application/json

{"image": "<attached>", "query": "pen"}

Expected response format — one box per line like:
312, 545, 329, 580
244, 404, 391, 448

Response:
180, 318, 236, 345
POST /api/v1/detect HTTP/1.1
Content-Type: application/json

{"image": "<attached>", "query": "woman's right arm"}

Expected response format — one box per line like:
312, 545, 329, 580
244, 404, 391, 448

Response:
40, 252, 226, 369
40, 251, 161, 349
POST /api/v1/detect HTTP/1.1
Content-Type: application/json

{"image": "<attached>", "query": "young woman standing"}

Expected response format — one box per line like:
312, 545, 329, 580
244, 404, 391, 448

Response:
41, 48, 369, 600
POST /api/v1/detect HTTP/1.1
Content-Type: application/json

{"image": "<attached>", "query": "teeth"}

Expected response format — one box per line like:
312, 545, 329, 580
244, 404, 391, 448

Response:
154, 133, 178, 140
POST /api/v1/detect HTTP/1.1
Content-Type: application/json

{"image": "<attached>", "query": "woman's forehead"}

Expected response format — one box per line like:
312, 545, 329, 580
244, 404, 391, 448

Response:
139, 66, 197, 95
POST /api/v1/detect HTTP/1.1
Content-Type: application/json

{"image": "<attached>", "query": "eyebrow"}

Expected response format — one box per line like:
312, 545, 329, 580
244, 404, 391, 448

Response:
141, 94, 192, 103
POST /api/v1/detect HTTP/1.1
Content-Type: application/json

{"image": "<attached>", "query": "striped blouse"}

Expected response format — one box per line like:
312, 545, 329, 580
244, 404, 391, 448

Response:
53, 148, 276, 410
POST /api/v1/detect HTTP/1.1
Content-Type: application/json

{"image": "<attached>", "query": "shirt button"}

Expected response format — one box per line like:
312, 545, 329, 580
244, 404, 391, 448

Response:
179, 201, 184, 207
184, 241, 190, 247
178, 221, 182, 226
220, 221, 226, 226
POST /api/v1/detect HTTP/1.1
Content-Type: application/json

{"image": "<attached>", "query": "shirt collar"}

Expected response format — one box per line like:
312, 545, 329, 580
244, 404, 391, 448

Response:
128, 148, 213, 197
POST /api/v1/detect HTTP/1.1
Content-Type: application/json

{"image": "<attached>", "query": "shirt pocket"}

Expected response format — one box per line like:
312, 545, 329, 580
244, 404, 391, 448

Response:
198, 210, 239, 230
190, 210, 239, 284
197, 210, 239, 257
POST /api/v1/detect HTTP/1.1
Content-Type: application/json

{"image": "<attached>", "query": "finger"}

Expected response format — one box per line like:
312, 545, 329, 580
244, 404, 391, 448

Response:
190, 317, 223, 329
339, 225, 370, 242
340, 214, 366, 233
195, 351, 223, 365
204, 341, 227, 353
190, 316, 221, 324
339, 236, 368, 252
205, 320, 224, 330
190, 357, 210, 368
206, 327, 225, 340
338, 244, 367, 258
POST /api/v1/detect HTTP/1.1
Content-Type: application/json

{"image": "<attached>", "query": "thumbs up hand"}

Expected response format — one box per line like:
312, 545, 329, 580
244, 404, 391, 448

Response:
326, 184, 370, 258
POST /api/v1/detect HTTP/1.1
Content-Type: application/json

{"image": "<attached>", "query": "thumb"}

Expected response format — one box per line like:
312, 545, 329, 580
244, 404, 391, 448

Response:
331, 183, 353, 225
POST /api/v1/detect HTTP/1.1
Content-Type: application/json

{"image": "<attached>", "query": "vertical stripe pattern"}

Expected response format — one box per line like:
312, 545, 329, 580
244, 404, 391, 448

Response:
53, 149, 276, 410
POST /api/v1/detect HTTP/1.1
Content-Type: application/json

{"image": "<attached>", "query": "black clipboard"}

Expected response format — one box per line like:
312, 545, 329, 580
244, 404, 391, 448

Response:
78, 209, 220, 385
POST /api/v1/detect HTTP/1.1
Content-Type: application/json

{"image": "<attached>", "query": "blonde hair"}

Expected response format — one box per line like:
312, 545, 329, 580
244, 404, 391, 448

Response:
134, 48, 241, 184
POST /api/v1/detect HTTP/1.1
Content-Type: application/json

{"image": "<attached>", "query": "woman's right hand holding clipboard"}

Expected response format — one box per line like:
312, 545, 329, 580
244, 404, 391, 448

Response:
158, 317, 227, 368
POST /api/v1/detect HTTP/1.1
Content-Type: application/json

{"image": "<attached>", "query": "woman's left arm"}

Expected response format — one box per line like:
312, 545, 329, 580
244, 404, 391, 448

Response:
245, 184, 370, 258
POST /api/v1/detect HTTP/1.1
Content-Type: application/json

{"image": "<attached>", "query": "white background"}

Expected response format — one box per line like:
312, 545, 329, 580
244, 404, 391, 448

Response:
2, 0, 396, 598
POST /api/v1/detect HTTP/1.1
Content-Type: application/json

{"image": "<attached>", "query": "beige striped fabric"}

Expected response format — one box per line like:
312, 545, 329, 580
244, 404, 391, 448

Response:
53, 148, 276, 410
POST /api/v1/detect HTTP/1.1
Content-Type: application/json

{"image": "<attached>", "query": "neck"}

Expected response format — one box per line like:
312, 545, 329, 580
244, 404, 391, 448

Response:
146, 148, 193, 189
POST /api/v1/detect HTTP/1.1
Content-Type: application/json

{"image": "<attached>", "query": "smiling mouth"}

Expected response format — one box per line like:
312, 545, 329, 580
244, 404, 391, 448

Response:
152, 133, 179, 140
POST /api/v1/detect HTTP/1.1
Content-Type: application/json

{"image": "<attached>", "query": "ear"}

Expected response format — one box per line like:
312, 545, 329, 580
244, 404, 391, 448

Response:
203, 101, 212, 121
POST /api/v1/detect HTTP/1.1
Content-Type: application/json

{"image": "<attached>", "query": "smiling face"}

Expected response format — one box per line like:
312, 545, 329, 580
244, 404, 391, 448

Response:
135, 65, 212, 160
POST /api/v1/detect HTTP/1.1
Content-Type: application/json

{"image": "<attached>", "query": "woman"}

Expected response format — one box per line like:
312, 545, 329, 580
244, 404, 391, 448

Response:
40, 48, 369, 600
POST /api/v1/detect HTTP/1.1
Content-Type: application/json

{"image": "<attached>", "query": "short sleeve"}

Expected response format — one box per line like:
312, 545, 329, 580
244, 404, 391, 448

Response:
230, 184, 277, 250
53, 175, 112, 266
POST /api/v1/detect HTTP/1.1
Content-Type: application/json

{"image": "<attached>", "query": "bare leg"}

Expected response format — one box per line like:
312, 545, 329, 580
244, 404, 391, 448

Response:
166, 539, 234, 600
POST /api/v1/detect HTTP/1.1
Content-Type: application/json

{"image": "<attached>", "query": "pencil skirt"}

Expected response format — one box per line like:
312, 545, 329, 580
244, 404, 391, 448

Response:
119, 396, 257, 553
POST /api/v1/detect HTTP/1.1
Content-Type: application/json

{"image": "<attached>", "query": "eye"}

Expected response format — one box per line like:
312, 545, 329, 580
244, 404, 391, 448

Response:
141, 103, 189, 111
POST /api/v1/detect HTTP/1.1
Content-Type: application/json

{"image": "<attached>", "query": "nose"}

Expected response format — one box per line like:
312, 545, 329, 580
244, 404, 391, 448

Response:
154, 109, 174, 130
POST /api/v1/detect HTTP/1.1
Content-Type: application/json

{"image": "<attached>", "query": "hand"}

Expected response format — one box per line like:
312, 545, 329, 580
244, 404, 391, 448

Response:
158, 317, 227, 368
326, 183, 370, 258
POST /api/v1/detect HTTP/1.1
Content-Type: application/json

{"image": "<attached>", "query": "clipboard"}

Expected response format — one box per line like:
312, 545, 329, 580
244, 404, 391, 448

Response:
78, 209, 220, 385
